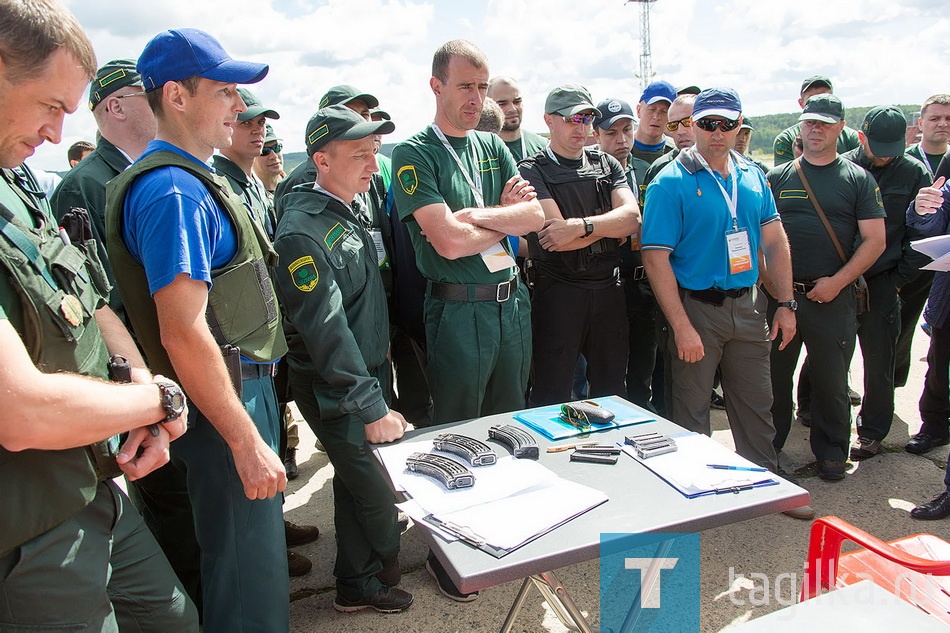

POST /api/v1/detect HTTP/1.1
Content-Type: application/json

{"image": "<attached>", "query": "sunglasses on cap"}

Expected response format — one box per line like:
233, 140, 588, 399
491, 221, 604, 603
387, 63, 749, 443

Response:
559, 404, 592, 430
666, 117, 692, 132
562, 112, 596, 125
261, 143, 283, 156
693, 118, 741, 133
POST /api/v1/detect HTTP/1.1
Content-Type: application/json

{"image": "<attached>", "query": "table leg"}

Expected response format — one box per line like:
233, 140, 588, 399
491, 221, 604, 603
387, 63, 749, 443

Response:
619, 538, 675, 633
499, 571, 595, 633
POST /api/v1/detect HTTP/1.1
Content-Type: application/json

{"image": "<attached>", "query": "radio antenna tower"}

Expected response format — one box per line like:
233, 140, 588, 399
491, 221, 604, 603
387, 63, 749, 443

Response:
627, 0, 659, 92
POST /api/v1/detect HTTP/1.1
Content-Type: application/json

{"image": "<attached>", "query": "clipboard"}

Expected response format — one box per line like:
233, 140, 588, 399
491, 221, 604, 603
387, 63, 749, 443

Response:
513, 397, 655, 440
625, 432, 778, 498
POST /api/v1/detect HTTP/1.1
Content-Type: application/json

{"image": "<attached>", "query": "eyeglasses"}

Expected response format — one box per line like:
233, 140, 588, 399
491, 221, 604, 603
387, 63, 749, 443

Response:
562, 113, 596, 125
261, 143, 283, 156
694, 118, 741, 133
666, 117, 692, 132
115, 90, 148, 99
559, 404, 592, 430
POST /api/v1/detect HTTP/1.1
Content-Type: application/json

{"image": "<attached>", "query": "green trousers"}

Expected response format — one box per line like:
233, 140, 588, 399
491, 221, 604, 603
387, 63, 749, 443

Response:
0, 480, 197, 632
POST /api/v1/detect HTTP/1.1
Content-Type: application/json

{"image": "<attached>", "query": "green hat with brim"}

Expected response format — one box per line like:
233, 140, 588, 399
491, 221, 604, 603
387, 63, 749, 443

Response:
89, 59, 142, 110
545, 84, 601, 117
319, 84, 379, 110
263, 123, 280, 144
306, 104, 394, 155
370, 108, 391, 121
799, 94, 844, 124
800, 75, 833, 95
862, 106, 907, 158
237, 87, 280, 121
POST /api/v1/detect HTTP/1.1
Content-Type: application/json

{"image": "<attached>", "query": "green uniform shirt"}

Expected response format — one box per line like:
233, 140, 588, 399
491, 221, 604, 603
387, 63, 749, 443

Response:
773, 123, 860, 166
273, 188, 390, 424
377, 153, 392, 191
212, 154, 275, 239
906, 143, 944, 178
504, 129, 548, 163
391, 126, 519, 284
767, 156, 885, 280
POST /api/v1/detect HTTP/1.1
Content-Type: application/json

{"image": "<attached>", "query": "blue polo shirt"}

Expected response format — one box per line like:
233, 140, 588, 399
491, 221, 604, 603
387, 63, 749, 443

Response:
122, 140, 237, 295
641, 153, 779, 290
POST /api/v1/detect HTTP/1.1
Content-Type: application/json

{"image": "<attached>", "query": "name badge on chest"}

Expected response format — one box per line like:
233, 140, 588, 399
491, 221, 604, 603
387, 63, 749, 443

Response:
725, 228, 752, 275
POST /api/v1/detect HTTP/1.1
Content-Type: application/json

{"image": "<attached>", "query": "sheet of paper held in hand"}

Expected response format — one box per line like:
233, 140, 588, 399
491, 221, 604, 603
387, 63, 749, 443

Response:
912, 234, 950, 271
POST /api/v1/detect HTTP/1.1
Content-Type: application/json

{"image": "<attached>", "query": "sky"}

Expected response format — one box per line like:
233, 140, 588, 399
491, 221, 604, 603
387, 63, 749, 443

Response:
30, 0, 950, 171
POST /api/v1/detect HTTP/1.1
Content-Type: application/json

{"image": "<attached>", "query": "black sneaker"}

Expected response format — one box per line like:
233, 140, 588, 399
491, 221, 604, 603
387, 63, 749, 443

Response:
818, 460, 847, 481
426, 554, 478, 602
287, 550, 312, 577
710, 391, 726, 410
334, 585, 413, 613
285, 520, 320, 547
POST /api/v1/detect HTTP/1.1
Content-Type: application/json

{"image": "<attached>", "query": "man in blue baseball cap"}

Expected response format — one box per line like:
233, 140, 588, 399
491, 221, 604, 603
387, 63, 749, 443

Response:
105, 28, 290, 632
642, 89, 807, 517
632, 80, 677, 165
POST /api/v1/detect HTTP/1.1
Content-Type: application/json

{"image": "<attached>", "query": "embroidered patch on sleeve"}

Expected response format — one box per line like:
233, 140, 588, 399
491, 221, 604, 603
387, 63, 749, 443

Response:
778, 189, 808, 199
397, 165, 418, 195
288, 255, 318, 292
324, 223, 348, 250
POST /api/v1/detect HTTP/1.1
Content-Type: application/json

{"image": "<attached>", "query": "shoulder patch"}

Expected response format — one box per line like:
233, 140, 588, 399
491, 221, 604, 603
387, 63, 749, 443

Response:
397, 165, 418, 195
288, 255, 318, 292
324, 222, 348, 250
778, 189, 808, 199
874, 186, 883, 207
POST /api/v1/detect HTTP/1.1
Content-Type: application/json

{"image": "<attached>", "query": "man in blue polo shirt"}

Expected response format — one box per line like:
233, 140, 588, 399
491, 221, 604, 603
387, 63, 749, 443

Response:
642, 88, 796, 476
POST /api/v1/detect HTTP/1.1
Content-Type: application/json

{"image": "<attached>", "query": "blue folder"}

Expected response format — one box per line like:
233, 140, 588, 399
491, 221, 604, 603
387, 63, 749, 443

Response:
513, 397, 655, 441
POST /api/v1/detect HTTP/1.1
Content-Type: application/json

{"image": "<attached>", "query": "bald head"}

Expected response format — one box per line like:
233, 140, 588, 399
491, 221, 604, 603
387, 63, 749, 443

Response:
487, 75, 524, 139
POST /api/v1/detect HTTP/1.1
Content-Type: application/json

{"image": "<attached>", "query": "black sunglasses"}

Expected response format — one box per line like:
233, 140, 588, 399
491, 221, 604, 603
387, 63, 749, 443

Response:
261, 143, 283, 156
694, 118, 741, 133
559, 404, 592, 430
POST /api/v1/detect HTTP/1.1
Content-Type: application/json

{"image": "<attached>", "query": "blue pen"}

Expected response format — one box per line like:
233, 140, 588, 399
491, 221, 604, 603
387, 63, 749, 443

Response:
707, 464, 768, 472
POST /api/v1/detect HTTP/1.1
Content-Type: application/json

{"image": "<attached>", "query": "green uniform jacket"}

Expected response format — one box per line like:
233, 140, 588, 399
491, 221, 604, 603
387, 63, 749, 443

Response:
274, 188, 390, 424
842, 146, 932, 285
773, 123, 860, 166
212, 154, 276, 240
50, 137, 129, 315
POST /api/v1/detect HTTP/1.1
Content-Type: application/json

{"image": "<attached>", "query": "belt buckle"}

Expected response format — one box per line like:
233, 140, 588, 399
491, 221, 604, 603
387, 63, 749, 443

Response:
633, 266, 646, 281
496, 279, 511, 302
793, 282, 806, 295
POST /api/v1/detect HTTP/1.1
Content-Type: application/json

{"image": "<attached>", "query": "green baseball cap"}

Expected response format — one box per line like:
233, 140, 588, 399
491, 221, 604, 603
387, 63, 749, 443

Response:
545, 84, 601, 117
800, 75, 833, 95
89, 59, 142, 110
862, 106, 907, 158
318, 85, 379, 110
370, 108, 391, 121
237, 87, 280, 121
800, 94, 844, 124
306, 104, 394, 155
263, 123, 280, 144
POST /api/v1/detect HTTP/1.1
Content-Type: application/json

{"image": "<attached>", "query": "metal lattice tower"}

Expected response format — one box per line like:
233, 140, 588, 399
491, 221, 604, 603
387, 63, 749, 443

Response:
627, 0, 659, 92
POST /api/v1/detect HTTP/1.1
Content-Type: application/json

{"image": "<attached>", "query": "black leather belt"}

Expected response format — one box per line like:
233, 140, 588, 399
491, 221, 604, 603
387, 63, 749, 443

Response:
688, 286, 750, 305
241, 362, 278, 380
429, 277, 517, 302
793, 281, 817, 295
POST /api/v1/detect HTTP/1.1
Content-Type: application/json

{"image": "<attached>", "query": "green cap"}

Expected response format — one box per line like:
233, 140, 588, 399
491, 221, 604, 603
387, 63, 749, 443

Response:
800, 75, 833, 95
318, 85, 379, 110
89, 59, 142, 110
263, 123, 280, 144
800, 94, 844, 124
370, 108, 391, 121
237, 87, 280, 121
544, 84, 601, 117
862, 106, 907, 158
306, 104, 394, 155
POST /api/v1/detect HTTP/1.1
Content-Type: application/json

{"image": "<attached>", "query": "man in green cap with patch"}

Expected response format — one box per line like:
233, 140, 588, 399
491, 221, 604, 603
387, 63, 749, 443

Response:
773, 75, 860, 166
51, 58, 156, 324
518, 84, 639, 405
274, 104, 413, 614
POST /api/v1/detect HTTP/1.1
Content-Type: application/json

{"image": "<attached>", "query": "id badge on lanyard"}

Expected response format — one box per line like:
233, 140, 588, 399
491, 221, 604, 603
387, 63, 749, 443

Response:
696, 152, 751, 275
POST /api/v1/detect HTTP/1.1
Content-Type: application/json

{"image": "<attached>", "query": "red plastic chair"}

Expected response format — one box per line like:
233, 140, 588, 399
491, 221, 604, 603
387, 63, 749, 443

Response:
800, 516, 950, 624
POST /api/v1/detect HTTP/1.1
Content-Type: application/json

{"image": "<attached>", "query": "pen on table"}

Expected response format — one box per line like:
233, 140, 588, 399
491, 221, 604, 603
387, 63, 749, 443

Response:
706, 464, 768, 472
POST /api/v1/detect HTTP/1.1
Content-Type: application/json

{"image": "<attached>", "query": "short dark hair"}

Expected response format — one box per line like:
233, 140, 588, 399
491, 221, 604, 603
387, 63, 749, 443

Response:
0, 0, 96, 84
146, 76, 200, 117
431, 39, 488, 84
921, 94, 950, 118
67, 140, 94, 163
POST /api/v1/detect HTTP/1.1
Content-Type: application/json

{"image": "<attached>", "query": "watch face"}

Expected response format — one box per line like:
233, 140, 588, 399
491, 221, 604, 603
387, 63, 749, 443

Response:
170, 392, 185, 411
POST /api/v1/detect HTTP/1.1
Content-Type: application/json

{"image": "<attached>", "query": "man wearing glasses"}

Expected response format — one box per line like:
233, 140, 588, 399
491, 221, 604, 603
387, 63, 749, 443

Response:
253, 125, 285, 199
767, 94, 885, 481
518, 85, 639, 406
642, 89, 797, 483
644, 94, 697, 187
51, 59, 156, 325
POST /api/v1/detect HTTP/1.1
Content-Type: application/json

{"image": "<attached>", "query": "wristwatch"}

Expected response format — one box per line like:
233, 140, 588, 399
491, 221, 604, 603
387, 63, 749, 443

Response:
776, 300, 798, 312
156, 381, 186, 423
583, 217, 594, 237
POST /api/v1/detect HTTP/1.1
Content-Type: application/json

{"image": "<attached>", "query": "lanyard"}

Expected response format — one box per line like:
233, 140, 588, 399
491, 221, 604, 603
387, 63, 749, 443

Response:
694, 151, 739, 230
544, 145, 588, 169
432, 124, 484, 208
519, 133, 526, 161
913, 144, 936, 179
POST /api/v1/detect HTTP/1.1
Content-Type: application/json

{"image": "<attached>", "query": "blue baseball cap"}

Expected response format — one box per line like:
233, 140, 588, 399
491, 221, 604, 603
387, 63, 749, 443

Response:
639, 80, 677, 105
137, 28, 268, 92
692, 88, 743, 121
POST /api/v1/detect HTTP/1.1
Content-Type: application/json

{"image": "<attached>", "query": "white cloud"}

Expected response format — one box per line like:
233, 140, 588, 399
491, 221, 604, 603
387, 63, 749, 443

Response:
27, 0, 948, 172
